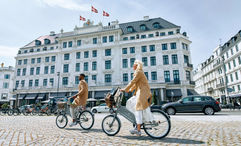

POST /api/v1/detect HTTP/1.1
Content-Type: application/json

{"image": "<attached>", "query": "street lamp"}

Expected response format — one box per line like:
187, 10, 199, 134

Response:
57, 72, 60, 97
13, 87, 18, 108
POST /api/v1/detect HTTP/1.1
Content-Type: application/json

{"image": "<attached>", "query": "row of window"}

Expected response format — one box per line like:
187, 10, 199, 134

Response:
17, 66, 55, 76
226, 71, 240, 83
18, 56, 56, 65
122, 70, 181, 82
18, 46, 57, 54
224, 56, 241, 72
123, 31, 175, 41
64, 49, 111, 61
223, 44, 239, 60
62, 35, 114, 48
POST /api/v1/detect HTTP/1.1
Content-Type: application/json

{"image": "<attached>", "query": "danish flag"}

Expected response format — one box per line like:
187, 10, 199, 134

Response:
80, 16, 86, 21
103, 11, 109, 17
91, 6, 98, 13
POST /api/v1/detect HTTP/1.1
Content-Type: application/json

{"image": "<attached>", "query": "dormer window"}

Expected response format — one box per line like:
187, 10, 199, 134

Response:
35, 40, 41, 46
153, 22, 160, 29
44, 39, 51, 45
140, 24, 146, 31
127, 26, 134, 33
231, 37, 236, 43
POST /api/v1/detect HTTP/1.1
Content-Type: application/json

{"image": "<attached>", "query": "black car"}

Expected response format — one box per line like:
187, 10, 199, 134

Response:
151, 101, 168, 110
162, 95, 221, 115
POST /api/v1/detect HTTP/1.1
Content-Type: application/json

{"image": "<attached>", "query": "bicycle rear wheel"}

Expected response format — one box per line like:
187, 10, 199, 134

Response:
56, 114, 68, 129
101, 115, 121, 136
78, 110, 94, 130
8, 109, 14, 116
143, 110, 171, 139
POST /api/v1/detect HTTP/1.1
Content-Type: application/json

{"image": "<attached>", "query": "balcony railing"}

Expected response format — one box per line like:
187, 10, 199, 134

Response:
184, 63, 193, 68
189, 81, 195, 85
216, 83, 224, 88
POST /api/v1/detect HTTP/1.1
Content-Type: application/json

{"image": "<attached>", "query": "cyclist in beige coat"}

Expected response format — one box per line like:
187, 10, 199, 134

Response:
69, 74, 88, 127
121, 60, 153, 136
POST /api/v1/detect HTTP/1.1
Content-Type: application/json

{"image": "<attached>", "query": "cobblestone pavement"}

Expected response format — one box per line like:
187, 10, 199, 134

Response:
0, 112, 240, 146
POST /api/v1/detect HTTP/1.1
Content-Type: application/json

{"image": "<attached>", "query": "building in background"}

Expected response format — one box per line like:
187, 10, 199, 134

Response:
0, 63, 14, 107
13, 16, 195, 106
193, 30, 241, 104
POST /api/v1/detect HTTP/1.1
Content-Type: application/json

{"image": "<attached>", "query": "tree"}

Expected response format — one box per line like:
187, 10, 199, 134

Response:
1, 103, 9, 109
152, 92, 158, 105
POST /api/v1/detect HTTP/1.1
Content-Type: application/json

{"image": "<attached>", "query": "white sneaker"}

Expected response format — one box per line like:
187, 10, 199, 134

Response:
129, 129, 141, 136
69, 121, 77, 127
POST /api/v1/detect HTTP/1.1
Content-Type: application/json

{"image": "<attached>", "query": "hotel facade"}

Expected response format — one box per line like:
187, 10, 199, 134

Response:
193, 30, 241, 104
13, 16, 195, 106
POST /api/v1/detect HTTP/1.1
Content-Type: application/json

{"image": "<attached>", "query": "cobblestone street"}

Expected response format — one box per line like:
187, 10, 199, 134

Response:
0, 111, 241, 146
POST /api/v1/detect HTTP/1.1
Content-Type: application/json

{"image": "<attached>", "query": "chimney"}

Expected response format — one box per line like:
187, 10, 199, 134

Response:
50, 31, 55, 36
1, 63, 4, 68
143, 16, 149, 21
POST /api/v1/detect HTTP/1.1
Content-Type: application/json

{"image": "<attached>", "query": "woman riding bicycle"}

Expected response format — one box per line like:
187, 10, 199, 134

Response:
120, 60, 154, 136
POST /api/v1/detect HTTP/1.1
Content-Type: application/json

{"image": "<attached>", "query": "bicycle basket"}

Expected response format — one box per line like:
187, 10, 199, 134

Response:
105, 93, 116, 108
57, 102, 67, 109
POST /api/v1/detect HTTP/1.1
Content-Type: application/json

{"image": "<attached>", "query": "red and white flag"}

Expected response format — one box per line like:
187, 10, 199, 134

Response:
80, 16, 86, 21
91, 6, 98, 13
103, 11, 109, 17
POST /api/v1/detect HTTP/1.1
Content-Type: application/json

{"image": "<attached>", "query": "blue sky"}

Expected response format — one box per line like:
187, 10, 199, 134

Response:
0, 0, 241, 68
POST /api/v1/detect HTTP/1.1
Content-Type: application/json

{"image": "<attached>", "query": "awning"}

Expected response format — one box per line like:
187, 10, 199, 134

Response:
94, 91, 110, 99
228, 94, 241, 98
25, 93, 37, 100
50, 92, 66, 98
187, 89, 199, 96
37, 93, 46, 99
18, 94, 26, 99
166, 89, 182, 97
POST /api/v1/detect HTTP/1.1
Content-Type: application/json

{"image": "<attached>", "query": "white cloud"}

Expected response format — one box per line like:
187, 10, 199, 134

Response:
37, 0, 90, 11
0, 45, 18, 57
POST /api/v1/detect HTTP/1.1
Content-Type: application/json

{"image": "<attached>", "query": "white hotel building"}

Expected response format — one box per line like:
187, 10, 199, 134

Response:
193, 30, 241, 104
0, 64, 14, 106
13, 16, 195, 105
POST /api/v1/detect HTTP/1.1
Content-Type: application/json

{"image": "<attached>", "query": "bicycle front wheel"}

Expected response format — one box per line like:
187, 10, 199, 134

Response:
78, 110, 94, 130
101, 115, 121, 136
56, 114, 68, 129
143, 110, 171, 139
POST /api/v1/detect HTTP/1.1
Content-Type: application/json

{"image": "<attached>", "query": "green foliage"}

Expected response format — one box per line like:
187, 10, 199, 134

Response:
121, 95, 127, 106
152, 92, 158, 105
1, 103, 9, 109
96, 100, 101, 106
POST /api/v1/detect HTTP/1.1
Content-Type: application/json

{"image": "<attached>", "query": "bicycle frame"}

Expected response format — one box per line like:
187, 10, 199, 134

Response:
110, 89, 136, 125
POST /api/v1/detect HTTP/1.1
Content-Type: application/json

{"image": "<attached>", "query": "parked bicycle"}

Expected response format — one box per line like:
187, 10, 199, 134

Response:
102, 88, 171, 139
55, 97, 94, 130
37, 104, 51, 116
0, 108, 10, 116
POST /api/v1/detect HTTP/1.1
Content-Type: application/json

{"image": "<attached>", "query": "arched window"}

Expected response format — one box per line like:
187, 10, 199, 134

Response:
140, 24, 146, 31
127, 26, 134, 32
153, 22, 160, 29
44, 39, 51, 45
35, 40, 41, 46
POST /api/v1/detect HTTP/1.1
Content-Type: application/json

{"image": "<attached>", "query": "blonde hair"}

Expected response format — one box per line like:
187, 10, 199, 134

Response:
134, 60, 143, 73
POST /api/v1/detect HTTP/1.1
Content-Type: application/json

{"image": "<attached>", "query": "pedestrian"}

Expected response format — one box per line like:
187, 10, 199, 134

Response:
69, 74, 88, 127
120, 60, 154, 136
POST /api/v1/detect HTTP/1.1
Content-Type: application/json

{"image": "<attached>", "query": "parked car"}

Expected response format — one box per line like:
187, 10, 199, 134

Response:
151, 101, 169, 111
162, 95, 221, 115
91, 103, 110, 113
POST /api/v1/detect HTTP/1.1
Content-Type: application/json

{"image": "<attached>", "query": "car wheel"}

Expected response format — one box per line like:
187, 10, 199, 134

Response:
204, 107, 214, 115
166, 107, 176, 115
92, 109, 97, 113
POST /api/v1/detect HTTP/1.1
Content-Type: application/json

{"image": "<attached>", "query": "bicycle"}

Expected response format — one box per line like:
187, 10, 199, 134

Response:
102, 88, 171, 139
55, 97, 95, 130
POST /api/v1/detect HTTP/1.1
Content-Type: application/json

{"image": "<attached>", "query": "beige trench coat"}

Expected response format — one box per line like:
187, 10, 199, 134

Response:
124, 70, 152, 111
73, 80, 88, 106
